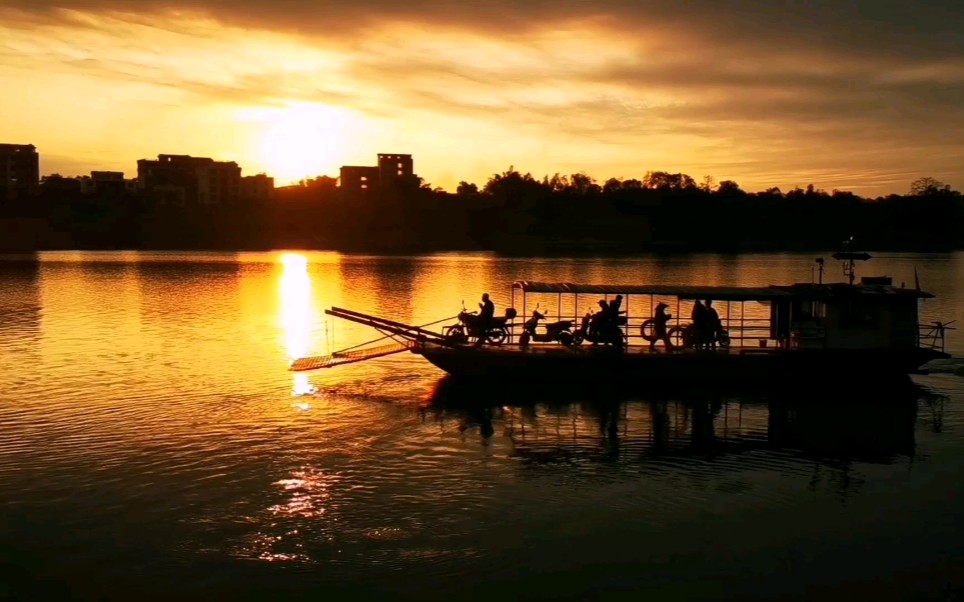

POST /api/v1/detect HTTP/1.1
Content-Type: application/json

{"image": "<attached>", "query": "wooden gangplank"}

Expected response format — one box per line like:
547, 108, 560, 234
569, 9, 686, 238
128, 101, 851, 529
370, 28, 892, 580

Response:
289, 307, 457, 372
289, 342, 412, 371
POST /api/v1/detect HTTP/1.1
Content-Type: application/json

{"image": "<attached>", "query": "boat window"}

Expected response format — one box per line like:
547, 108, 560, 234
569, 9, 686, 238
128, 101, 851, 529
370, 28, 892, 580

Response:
795, 300, 825, 321
841, 300, 880, 329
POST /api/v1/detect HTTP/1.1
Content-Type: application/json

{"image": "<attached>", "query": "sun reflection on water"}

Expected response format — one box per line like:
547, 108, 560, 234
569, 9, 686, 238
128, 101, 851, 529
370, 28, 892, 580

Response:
292, 373, 317, 398
269, 468, 338, 519
242, 468, 341, 563
279, 253, 319, 396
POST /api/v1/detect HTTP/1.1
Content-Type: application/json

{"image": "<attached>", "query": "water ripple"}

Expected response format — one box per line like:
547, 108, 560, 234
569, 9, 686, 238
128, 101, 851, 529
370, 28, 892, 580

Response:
3, 252, 964, 597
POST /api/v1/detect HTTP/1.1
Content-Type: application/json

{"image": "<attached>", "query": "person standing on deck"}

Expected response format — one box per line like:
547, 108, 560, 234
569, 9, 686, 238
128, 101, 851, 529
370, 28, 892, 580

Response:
609, 295, 623, 321
651, 303, 673, 350
691, 299, 707, 350
705, 299, 721, 350
608, 295, 625, 349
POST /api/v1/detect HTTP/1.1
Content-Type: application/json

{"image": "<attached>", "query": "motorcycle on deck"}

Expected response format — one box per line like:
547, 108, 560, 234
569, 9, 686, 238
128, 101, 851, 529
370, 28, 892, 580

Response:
518, 307, 574, 348
444, 303, 517, 346
572, 310, 625, 348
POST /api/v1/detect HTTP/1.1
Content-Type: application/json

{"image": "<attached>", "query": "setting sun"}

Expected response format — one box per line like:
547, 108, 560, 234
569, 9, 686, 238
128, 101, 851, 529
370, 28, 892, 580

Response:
246, 103, 353, 185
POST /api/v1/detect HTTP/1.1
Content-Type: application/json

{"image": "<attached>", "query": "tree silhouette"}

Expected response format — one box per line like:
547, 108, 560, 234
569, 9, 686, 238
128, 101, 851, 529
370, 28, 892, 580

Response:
910, 177, 954, 196
644, 171, 697, 191
457, 181, 478, 195
716, 180, 743, 195
699, 175, 716, 193
568, 172, 601, 195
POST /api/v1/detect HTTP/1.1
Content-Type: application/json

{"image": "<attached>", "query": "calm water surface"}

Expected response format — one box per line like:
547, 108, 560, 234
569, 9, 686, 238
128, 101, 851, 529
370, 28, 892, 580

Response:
2, 251, 964, 600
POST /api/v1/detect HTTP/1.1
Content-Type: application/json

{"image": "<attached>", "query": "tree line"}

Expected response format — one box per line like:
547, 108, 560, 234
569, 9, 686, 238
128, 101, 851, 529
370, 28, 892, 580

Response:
271, 170, 964, 253
3, 170, 961, 254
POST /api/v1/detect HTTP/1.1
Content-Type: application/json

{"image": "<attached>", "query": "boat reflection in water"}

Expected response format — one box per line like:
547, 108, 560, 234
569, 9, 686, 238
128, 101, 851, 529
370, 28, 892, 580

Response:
422, 376, 946, 471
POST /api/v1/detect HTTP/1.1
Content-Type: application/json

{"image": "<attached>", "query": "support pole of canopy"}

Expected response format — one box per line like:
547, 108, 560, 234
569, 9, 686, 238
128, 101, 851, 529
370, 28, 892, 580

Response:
523, 290, 527, 328
789, 301, 794, 349
726, 300, 743, 345
740, 301, 745, 347
511, 286, 515, 345
625, 294, 630, 346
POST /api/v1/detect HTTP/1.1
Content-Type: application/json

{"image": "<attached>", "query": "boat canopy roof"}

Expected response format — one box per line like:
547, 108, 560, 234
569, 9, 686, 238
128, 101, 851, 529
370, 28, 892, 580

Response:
512, 281, 935, 300
512, 281, 791, 300
774, 282, 935, 299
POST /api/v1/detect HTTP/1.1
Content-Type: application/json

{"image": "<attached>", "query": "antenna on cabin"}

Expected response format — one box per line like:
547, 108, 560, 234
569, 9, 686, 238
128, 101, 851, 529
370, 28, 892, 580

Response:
831, 236, 871, 286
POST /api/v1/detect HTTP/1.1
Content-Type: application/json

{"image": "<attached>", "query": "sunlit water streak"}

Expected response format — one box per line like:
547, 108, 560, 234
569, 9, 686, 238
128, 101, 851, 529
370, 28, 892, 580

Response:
279, 253, 320, 398
1, 251, 964, 599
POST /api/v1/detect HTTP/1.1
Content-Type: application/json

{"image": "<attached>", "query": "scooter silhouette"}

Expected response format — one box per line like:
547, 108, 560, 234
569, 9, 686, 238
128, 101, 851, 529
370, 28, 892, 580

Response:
518, 306, 574, 348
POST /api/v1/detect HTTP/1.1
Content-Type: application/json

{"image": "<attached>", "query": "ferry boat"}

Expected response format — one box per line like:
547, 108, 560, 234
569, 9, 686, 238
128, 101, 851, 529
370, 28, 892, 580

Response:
290, 246, 952, 383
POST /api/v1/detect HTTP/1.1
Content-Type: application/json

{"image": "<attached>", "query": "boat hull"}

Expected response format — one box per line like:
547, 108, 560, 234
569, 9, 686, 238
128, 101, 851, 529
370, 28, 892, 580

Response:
415, 344, 948, 383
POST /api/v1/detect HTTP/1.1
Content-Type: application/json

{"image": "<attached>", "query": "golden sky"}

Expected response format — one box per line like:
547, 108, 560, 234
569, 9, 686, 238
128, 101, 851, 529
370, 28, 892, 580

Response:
2, 1, 963, 196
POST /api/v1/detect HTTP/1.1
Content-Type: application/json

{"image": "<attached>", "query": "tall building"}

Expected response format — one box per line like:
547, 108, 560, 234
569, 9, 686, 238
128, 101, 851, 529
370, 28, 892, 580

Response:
339, 153, 418, 196
338, 165, 380, 191
0, 144, 40, 200
137, 154, 241, 206
241, 174, 275, 204
79, 171, 127, 196
378, 153, 415, 184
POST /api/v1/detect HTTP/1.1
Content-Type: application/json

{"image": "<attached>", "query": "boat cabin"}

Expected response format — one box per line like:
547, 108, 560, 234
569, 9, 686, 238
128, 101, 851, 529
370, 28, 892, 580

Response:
770, 278, 929, 350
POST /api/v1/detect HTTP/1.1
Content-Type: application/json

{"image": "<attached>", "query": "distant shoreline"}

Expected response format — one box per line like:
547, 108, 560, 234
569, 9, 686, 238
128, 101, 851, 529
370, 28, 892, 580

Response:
1, 241, 960, 258
5, 172, 963, 258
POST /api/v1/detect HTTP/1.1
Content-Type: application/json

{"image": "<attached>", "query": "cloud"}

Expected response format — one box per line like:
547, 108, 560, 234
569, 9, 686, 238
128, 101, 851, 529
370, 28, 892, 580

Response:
2, 1, 963, 193
4, 1, 963, 58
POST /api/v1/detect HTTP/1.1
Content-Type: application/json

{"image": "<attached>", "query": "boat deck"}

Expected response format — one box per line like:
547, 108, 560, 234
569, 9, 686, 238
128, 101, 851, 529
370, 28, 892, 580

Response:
419, 342, 784, 356
414, 339, 942, 381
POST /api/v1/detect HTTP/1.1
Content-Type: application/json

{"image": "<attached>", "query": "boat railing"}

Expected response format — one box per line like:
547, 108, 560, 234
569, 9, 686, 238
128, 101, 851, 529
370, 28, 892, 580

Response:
918, 322, 951, 353
498, 316, 779, 348
494, 316, 950, 352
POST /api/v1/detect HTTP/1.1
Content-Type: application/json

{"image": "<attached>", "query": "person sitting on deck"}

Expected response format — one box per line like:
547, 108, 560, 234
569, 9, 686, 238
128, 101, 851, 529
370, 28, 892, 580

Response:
705, 299, 721, 350
578, 310, 593, 338
478, 293, 494, 324
475, 293, 495, 346
651, 303, 673, 350
589, 300, 609, 341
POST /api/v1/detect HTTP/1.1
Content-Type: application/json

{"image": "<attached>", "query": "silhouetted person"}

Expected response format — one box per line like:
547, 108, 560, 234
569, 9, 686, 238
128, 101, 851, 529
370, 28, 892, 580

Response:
609, 294, 626, 347
705, 299, 721, 349
609, 294, 623, 322
578, 310, 593, 338
691, 299, 708, 350
476, 293, 495, 346
651, 303, 672, 350
590, 299, 609, 343
479, 293, 494, 324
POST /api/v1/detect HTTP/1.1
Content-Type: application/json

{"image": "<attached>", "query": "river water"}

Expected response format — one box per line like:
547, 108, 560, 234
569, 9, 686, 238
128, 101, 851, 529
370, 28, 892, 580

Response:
2, 251, 964, 600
